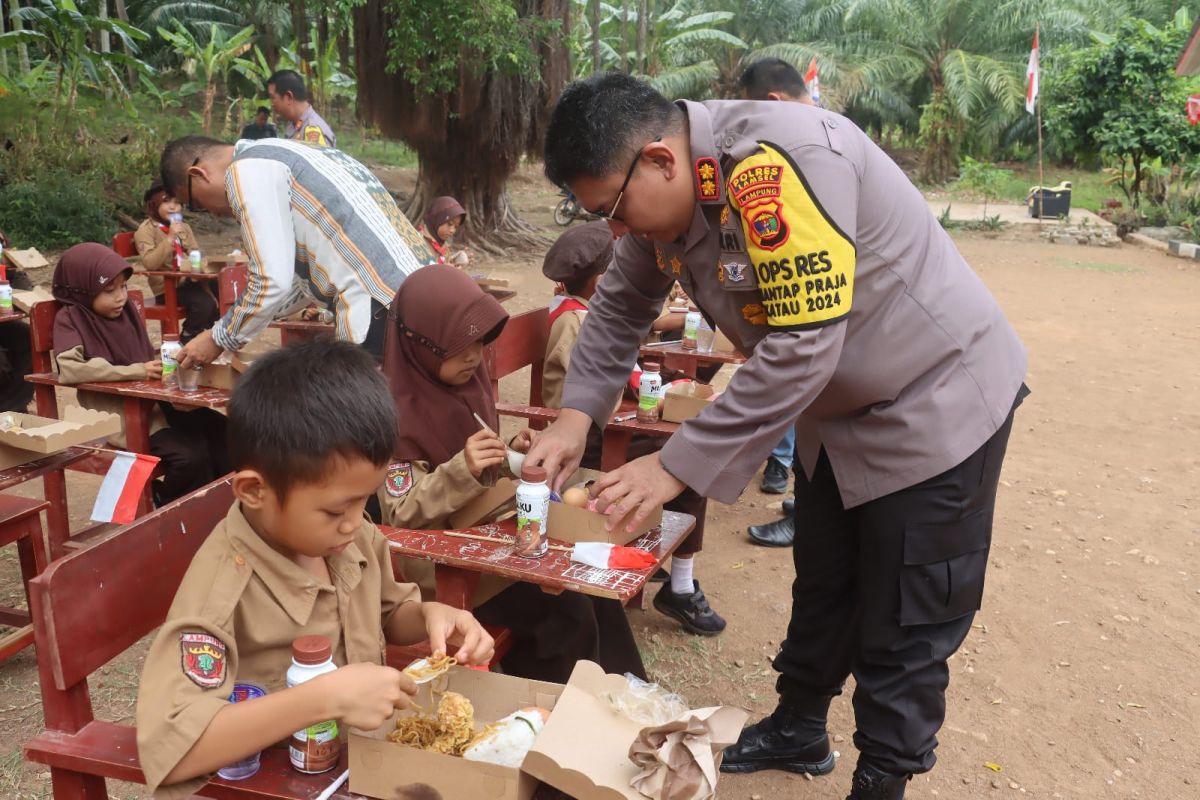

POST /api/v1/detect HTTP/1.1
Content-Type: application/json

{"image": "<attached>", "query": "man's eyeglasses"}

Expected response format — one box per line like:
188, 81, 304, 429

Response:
185, 157, 201, 213
592, 136, 662, 222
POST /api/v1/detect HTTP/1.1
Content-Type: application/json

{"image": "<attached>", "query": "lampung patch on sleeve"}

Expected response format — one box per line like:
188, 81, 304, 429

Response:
727, 142, 856, 330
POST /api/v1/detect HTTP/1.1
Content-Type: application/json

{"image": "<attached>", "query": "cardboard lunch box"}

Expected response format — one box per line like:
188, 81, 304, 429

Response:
446, 468, 663, 546
348, 666, 564, 800
0, 407, 121, 470
661, 381, 719, 424
349, 660, 746, 800
523, 660, 748, 800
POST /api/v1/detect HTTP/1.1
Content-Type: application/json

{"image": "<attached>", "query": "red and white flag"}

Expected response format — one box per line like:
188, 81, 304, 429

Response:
570, 542, 657, 571
91, 450, 159, 524
805, 57, 821, 106
1026, 30, 1040, 114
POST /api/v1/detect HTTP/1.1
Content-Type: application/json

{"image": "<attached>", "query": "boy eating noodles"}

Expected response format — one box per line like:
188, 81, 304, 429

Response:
136, 339, 494, 798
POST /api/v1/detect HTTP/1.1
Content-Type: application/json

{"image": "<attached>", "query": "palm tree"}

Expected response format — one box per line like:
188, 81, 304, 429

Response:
0, 0, 151, 106
788, 0, 1094, 182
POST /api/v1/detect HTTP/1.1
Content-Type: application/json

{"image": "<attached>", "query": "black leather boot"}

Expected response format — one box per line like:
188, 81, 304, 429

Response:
721, 698, 835, 775
846, 762, 909, 799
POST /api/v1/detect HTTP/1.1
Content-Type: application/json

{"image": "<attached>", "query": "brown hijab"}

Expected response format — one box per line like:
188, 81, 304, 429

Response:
52, 243, 155, 366
422, 196, 467, 245
383, 265, 508, 467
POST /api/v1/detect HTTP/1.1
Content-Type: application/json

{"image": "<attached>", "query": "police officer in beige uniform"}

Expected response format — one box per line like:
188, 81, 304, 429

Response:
525, 73, 1028, 800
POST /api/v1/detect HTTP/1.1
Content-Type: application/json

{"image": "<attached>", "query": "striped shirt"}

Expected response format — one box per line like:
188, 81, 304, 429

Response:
215, 139, 436, 351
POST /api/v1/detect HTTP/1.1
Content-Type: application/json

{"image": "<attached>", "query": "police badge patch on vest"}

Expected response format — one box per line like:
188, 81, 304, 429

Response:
385, 462, 414, 498
180, 632, 227, 688
727, 142, 856, 329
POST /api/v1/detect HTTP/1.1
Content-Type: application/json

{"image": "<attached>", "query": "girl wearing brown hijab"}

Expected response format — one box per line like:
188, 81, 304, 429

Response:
418, 196, 470, 267
52, 243, 230, 504
378, 264, 646, 682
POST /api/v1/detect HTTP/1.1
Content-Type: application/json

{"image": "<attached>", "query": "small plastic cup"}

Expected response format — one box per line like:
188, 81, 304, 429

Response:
177, 365, 202, 393
696, 320, 716, 353
216, 684, 265, 780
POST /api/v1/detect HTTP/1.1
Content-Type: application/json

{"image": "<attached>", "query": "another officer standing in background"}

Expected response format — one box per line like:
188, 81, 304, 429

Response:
525, 73, 1028, 800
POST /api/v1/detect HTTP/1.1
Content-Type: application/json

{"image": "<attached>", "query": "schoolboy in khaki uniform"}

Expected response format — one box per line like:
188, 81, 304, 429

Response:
136, 340, 493, 798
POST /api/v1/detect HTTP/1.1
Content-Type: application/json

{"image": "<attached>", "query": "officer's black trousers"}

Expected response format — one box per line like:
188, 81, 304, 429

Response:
774, 406, 1016, 776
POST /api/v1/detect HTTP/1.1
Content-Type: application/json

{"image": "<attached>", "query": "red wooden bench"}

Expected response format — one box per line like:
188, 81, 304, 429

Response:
0, 494, 49, 662
22, 475, 509, 799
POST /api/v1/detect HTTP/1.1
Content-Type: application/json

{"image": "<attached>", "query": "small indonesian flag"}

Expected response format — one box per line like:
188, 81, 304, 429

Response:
805, 57, 820, 105
1026, 30, 1040, 114
90, 450, 159, 524
571, 542, 657, 571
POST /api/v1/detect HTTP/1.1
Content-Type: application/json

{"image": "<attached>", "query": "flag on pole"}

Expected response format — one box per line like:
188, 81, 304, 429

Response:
805, 57, 821, 106
91, 450, 159, 524
1025, 30, 1040, 114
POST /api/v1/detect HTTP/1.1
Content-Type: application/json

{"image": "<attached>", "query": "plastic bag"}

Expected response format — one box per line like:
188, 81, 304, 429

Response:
604, 673, 689, 726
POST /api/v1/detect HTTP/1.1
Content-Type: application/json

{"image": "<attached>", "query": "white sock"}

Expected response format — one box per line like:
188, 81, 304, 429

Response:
670, 557, 694, 594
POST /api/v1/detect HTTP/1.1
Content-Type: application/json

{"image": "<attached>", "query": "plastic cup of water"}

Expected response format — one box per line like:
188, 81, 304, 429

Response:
216, 684, 265, 780
177, 365, 202, 393
696, 319, 716, 353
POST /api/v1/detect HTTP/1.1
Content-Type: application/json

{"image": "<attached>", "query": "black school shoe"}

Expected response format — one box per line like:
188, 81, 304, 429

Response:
653, 580, 726, 636
748, 516, 795, 547
847, 763, 909, 799
721, 711, 836, 775
783, 498, 795, 515
760, 456, 789, 494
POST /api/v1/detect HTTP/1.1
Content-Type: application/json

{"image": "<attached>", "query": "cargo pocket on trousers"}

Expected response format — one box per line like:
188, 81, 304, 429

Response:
899, 509, 991, 627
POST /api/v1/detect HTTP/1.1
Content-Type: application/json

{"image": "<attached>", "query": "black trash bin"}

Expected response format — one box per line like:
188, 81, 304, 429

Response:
1027, 182, 1072, 218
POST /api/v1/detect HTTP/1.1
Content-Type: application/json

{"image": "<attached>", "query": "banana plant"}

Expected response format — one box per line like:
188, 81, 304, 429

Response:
157, 20, 256, 133
0, 0, 152, 106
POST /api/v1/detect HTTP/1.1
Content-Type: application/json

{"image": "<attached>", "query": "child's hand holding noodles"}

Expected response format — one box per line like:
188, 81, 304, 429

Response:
317, 662, 418, 730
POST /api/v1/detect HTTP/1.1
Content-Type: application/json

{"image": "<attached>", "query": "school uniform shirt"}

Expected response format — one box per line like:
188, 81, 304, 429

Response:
214, 139, 436, 352
562, 99, 1027, 508
376, 453, 514, 607
136, 502, 419, 798
543, 294, 591, 409
53, 345, 167, 449
284, 105, 336, 148
133, 219, 201, 298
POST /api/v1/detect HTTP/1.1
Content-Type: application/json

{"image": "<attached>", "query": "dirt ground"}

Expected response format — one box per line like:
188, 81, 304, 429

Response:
1, 164, 1198, 799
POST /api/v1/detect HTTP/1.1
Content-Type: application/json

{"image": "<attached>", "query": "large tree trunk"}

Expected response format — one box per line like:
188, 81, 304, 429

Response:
635, 0, 647, 75
355, 0, 570, 252
290, 2, 308, 60
589, 0, 601, 74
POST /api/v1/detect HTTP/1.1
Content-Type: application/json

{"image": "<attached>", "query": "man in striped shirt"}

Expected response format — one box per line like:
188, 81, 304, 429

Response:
158, 136, 437, 368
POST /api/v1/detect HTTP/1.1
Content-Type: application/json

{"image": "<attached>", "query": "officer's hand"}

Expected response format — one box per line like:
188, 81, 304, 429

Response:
421, 602, 495, 666
523, 408, 591, 492
177, 329, 224, 370
320, 663, 417, 729
591, 453, 687, 533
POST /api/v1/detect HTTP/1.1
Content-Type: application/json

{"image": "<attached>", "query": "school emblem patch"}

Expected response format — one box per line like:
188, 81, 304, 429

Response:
385, 462, 414, 498
180, 633, 226, 688
695, 157, 720, 200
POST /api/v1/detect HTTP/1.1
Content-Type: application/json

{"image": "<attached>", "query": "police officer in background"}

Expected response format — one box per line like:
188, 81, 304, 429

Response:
525, 72, 1028, 799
